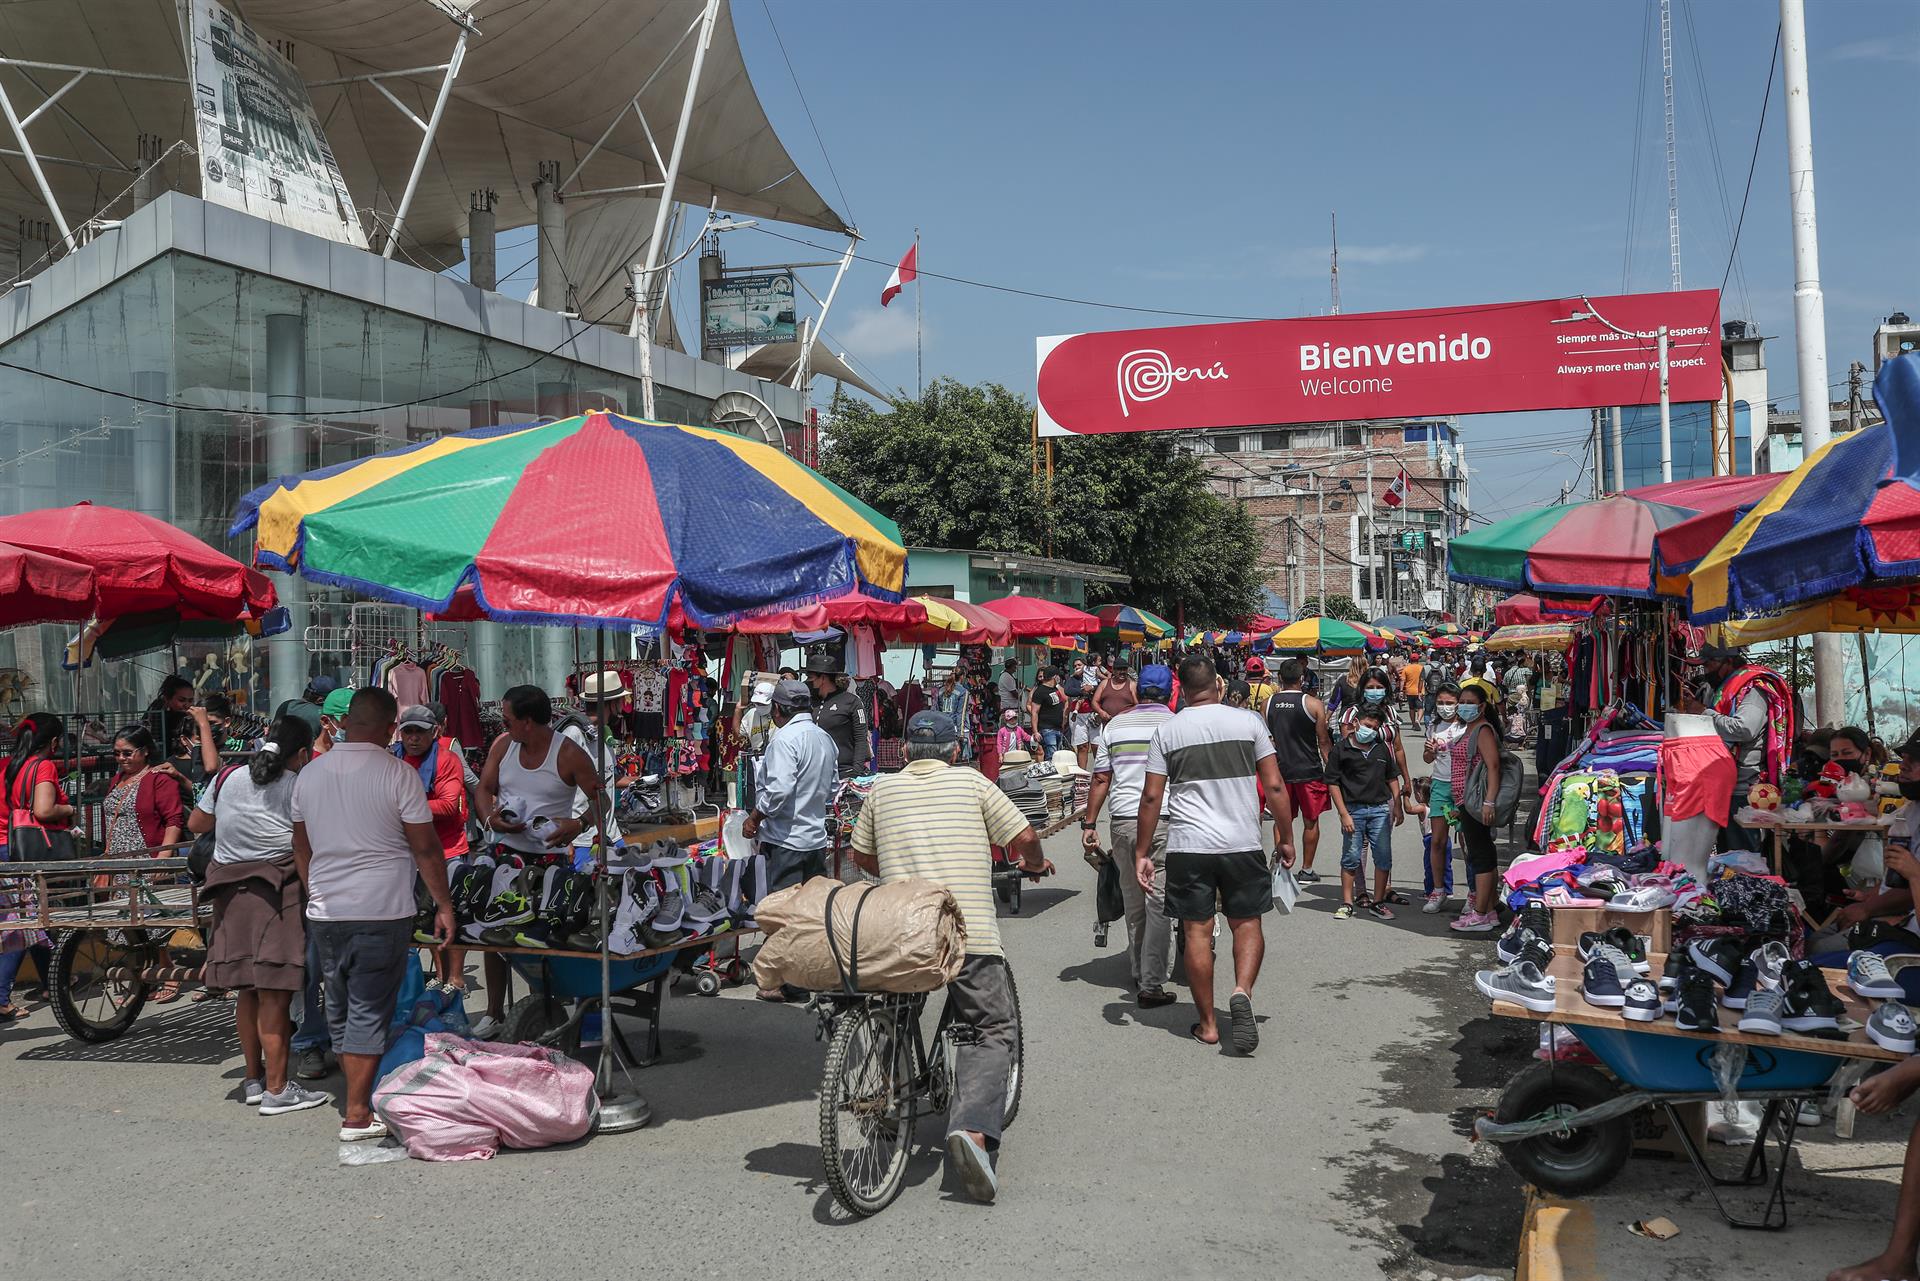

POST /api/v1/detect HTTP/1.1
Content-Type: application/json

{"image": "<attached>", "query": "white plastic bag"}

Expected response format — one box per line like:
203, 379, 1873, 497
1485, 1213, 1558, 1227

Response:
1270, 862, 1299, 914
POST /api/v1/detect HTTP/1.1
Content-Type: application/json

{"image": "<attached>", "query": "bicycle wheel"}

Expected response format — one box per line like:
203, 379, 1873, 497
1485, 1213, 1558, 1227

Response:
1002, 965, 1024, 1128
819, 1004, 914, 1216
49, 928, 152, 1043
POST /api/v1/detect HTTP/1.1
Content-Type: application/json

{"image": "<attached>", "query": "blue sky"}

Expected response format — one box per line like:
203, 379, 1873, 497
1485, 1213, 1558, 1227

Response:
498, 1, 1920, 519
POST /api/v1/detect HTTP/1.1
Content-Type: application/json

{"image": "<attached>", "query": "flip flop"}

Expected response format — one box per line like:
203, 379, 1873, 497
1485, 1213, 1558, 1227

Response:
1188, 1022, 1219, 1045
1228, 993, 1258, 1054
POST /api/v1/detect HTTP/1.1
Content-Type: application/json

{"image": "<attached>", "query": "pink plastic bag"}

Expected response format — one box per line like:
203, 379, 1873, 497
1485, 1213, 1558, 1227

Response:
374, 1032, 599, 1161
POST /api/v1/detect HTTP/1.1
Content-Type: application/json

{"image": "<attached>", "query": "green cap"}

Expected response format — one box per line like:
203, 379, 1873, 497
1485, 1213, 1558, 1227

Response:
322, 687, 355, 719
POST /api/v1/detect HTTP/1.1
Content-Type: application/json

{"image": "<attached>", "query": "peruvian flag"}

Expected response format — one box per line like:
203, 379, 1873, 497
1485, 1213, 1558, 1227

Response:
1381, 468, 1409, 508
881, 241, 918, 307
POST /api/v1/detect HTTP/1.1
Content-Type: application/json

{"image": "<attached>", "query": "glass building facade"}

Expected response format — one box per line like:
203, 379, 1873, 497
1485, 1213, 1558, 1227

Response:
1597, 400, 1753, 493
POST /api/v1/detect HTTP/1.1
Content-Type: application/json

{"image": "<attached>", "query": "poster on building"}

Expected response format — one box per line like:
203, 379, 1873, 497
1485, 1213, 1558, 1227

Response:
181, 0, 368, 248
1036, 289, 1722, 436
702, 273, 797, 347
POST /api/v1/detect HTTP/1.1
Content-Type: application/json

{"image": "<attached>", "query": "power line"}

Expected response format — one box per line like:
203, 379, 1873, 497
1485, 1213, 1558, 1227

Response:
1622, 0, 1656, 292
1722, 23, 1781, 299
758, 0, 855, 230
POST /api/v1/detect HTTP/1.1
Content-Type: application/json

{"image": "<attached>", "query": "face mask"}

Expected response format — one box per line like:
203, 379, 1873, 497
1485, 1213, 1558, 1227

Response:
1363, 687, 1386, 704
1436, 704, 1458, 720
1457, 704, 1482, 722
1354, 725, 1379, 745
1901, 780, 1920, 802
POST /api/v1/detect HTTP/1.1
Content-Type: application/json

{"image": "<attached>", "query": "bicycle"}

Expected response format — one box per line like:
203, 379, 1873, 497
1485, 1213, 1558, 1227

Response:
812, 967, 1023, 1217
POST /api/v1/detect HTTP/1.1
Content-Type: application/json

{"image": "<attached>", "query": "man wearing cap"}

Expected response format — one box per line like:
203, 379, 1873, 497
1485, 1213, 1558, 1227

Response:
394, 704, 470, 990
851, 710, 1052, 1204
559, 671, 624, 824
1084, 662, 1178, 1005
735, 679, 779, 811
805, 647, 871, 778
274, 675, 337, 743
1680, 643, 1785, 852
743, 680, 837, 894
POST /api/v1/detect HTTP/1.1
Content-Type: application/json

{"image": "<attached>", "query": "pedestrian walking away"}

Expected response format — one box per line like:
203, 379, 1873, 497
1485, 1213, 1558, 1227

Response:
1263, 659, 1333, 884
743, 679, 837, 1001
1082, 663, 1178, 1006
1132, 655, 1294, 1055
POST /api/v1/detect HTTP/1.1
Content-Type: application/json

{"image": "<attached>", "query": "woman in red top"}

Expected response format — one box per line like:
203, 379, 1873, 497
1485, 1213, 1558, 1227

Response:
103, 723, 189, 1000
0, 713, 74, 1018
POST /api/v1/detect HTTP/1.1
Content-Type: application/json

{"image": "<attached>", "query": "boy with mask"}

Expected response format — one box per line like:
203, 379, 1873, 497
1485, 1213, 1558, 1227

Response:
1328, 706, 1402, 921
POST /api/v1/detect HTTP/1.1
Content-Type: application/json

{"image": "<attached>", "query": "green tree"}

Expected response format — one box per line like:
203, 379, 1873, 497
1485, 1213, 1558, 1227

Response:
1296, 593, 1364, 622
819, 379, 1261, 622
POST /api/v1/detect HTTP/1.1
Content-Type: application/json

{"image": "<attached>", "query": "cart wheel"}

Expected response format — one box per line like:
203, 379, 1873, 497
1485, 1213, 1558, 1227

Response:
49, 929, 152, 1044
1007, 873, 1023, 915
694, 969, 721, 997
501, 993, 581, 1057
1002, 964, 1024, 1129
994, 878, 1013, 907
1492, 1063, 1632, 1195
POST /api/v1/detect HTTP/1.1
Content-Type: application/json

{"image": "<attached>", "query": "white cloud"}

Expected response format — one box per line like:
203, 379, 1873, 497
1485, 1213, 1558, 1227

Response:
833, 305, 921, 358
1830, 34, 1920, 64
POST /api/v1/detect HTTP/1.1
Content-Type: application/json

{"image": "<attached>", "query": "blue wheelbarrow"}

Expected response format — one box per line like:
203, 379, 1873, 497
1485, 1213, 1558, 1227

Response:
1476, 1013, 1879, 1230
497, 948, 682, 1068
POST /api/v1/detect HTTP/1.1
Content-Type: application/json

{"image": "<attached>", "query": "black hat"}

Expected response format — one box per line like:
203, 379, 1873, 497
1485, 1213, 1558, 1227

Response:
1898, 730, 1920, 761
905, 710, 960, 745
802, 644, 844, 676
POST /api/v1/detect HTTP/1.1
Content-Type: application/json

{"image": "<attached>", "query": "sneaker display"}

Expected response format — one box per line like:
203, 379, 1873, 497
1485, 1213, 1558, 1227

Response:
258, 1081, 333, 1116
1577, 929, 1649, 975
1779, 962, 1844, 1033
1688, 935, 1749, 987
1868, 1001, 1919, 1054
1621, 977, 1661, 1023
1848, 951, 1907, 1001
1672, 970, 1721, 1032
1475, 961, 1557, 1013
1724, 941, 1792, 1011
1658, 949, 1691, 995
1580, 948, 1630, 1009
1497, 926, 1551, 969
478, 860, 534, 926
1736, 986, 1785, 1035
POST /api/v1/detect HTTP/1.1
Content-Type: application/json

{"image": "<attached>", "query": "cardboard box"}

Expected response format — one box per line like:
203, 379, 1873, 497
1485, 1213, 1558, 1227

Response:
1631, 1099, 1707, 1160
1548, 906, 1672, 957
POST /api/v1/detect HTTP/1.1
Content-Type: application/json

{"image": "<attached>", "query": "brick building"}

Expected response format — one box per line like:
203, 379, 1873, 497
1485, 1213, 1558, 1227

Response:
1193, 418, 1471, 620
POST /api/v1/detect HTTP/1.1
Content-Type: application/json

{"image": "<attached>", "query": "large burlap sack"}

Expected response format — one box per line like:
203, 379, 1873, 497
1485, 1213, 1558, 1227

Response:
752, 876, 967, 994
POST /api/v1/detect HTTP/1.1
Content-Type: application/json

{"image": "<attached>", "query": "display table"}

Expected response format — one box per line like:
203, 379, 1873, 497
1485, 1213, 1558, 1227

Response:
1763, 816, 1891, 877
621, 814, 722, 844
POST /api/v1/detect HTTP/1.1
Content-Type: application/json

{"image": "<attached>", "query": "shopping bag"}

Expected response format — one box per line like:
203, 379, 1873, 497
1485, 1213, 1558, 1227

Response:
1270, 862, 1299, 914
1096, 854, 1126, 924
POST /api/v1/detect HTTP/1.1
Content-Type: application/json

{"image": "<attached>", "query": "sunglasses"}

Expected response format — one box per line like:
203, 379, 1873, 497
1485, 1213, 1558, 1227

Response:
113, 748, 141, 758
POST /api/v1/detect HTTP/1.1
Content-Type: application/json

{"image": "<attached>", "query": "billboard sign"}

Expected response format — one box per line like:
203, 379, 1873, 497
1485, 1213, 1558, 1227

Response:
1036, 290, 1721, 437
702, 272, 798, 347
182, 0, 368, 248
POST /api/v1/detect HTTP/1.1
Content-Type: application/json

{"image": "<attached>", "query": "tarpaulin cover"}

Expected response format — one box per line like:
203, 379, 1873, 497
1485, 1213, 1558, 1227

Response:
233, 411, 906, 631
1484, 623, 1580, 652
1492, 593, 1601, 627
887, 597, 1013, 646
1448, 473, 1780, 598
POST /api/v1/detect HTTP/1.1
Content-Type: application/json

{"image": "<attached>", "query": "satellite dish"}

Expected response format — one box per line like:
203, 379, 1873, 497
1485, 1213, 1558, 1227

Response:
706, 390, 786, 451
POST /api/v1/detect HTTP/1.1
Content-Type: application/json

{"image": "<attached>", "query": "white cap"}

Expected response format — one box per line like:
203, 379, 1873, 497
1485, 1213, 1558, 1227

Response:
750, 679, 776, 706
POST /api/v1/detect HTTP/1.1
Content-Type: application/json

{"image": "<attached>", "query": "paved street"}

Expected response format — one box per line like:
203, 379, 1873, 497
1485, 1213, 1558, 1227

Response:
5, 811, 1530, 1281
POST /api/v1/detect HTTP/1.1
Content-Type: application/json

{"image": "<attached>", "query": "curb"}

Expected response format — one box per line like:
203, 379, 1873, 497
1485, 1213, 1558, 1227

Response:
1516, 1185, 1601, 1281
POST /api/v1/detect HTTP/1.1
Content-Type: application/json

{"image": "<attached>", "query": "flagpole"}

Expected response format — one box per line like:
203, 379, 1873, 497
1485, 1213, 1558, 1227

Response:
914, 228, 922, 399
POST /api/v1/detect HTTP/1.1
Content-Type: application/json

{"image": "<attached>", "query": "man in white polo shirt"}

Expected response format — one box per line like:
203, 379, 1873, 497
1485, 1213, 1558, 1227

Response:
1083, 661, 1178, 1007
291, 687, 454, 1142
1133, 655, 1294, 1056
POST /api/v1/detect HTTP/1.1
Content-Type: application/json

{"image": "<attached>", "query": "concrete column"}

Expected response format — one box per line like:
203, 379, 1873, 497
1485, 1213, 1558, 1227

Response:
468, 189, 496, 291
698, 249, 724, 366
534, 162, 566, 312
129, 370, 173, 521
132, 133, 165, 210
264, 312, 308, 709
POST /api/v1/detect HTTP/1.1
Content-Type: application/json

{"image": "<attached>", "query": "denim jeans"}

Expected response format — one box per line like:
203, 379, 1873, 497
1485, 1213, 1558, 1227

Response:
1420, 829, 1453, 894
1039, 728, 1064, 758
0, 941, 50, 1004
290, 930, 331, 1053
1341, 804, 1392, 874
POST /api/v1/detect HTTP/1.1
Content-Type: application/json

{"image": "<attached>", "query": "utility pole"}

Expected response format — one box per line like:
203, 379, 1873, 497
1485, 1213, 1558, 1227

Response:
1851, 358, 1876, 731
1662, 0, 1682, 290
1329, 212, 1341, 315
1364, 441, 1377, 616
1781, 0, 1842, 727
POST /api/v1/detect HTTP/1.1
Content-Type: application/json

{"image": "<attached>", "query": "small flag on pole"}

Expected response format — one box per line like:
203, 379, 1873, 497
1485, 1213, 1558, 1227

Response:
881, 241, 918, 307
1381, 468, 1408, 508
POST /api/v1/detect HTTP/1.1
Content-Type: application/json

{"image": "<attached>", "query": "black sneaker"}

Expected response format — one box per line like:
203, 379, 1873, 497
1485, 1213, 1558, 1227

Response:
1688, 935, 1748, 987
1296, 869, 1321, 884
1672, 969, 1721, 1032
1780, 961, 1845, 1033
1601, 927, 1650, 974
1621, 976, 1661, 1023
1516, 902, 1553, 945
1658, 949, 1691, 995
295, 1047, 335, 1080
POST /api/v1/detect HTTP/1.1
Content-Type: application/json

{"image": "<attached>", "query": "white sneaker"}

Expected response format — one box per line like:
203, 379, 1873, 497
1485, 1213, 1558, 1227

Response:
1422, 891, 1446, 914
259, 1081, 332, 1116
338, 1117, 389, 1142
470, 1014, 503, 1040
241, 1077, 265, 1106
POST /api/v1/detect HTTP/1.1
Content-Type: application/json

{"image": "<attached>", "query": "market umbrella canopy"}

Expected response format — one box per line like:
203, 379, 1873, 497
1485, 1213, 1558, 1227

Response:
0, 541, 96, 629
1269, 617, 1377, 656
0, 502, 277, 623
888, 597, 1011, 646
1095, 604, 1173, 641
234, 411, 906, 631
1448, 474, 1781, 599
1371, 614, 1426, 632
1690, 354, 1920, 624
1484, 622, 1580, 652
980, 596, 1102, 639
1492, 593, 1601, 627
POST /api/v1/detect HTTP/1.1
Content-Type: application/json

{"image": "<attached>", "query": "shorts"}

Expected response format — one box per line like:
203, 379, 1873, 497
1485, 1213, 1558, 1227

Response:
1286, 779, 1330, 821
1070, 711, 1098, 748
1457, 812, 1499, 878
1165, 848, 1272, 921
311, 918, 414, 1058
1428, 776, 1456, 823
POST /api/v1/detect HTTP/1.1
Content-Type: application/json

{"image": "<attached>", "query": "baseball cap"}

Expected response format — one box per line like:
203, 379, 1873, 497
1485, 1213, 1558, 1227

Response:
397, 704, 436, 730
771, 679, 812, 709
1138, 663, 1174, 694
1245, 656, 1266, 676
750, 679, 776, 706
907, 710, 961, 745
321, 688, 354, 719
304, 675, 339, 701
1898, 730, 1920, 761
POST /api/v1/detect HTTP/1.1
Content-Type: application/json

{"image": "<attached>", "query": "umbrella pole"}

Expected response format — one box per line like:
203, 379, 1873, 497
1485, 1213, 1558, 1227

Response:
588, 623, 649, 1132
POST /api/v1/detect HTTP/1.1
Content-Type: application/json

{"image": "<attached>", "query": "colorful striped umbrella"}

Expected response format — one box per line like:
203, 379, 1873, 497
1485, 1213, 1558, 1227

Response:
1448, 473, 1781, 599
1424, 621, 1463, 636
1689, 355, 1920, 623
232, 411, 906, 630
887, 597, 1012, 646
1094, 603, 1173, 642
1269, 617, 1378, 655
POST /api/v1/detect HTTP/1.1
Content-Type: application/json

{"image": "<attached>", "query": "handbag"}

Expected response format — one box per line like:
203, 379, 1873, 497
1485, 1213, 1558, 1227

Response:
186, 764, 243, 885
1270, 861, 1299, 914
8, 761, 75, 861
1095, 854, 1126, 924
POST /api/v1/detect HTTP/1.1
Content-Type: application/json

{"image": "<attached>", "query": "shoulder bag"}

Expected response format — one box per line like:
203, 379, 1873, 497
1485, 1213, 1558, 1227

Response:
9, 760, 76, 862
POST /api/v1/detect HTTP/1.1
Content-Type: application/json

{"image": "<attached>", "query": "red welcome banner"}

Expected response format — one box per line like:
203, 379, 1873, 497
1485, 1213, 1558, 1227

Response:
1036, 289, 1722, 437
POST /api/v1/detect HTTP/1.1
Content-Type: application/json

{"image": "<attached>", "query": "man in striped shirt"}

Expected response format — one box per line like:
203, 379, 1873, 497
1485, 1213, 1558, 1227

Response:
1083, 663, 1177, 1006
851, 710, 1052, 1205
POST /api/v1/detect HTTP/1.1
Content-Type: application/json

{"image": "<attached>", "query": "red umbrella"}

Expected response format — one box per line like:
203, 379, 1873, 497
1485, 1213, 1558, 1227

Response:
433, 585, 926, 638
0, 541, 96, 628
979, 596, 1102, 639
0, 502, 276, 622
888, 598, 1013, 646
1492, 593, 1602, 627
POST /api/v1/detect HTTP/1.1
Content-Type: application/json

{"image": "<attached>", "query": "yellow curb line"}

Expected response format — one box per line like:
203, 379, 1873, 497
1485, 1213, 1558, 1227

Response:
1517, 1185, 1601, 1281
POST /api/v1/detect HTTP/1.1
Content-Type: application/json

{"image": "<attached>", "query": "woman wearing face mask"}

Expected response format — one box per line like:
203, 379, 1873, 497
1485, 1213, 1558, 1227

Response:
1328, 656, 1366, 716
1449, 681, 1504, 934
1334, 668, 1416, 904
1420, 684, 1465, 913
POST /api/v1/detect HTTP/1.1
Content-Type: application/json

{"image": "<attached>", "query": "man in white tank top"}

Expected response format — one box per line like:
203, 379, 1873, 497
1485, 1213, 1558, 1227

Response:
470, 685, 613, 1036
